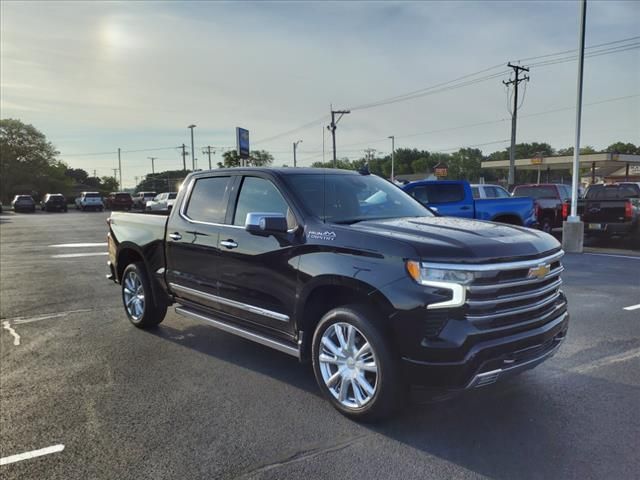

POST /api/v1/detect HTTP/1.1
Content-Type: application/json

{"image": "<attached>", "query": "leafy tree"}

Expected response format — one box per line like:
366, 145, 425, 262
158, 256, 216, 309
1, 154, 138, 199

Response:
64, 168, 89, 184
606, 142, 638, 154
447, 148, 483, 181
556, 146, 597, 156
101, 176, 119, 192
217, 149, 274, 168
0, 118, 72, 201
135, 169, 191, 193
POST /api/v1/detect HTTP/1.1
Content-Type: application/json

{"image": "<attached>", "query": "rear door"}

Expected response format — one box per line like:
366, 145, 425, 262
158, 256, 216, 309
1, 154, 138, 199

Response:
165, 175, 233, 307
215, 174, 300, 337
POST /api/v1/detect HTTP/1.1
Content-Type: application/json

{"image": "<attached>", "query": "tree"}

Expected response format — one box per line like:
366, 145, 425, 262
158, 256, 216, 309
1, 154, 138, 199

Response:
101, 176, 119, 192
447, 148, 483, 181
606, 142, 638, 154
135, 169, 191, 193
217, 149, 274, 168
64, 168, 89, 184
556, 146, 597, 156
0, 118, 72, 201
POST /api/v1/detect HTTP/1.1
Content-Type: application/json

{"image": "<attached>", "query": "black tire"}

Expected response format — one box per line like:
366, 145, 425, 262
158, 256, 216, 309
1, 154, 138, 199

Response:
121, 262, 167, 329
311, 304, 402, 422
541, 218, 553, 234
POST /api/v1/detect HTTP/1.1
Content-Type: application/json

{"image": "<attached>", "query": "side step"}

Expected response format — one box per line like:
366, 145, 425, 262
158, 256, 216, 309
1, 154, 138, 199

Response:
175, 306, 300, 359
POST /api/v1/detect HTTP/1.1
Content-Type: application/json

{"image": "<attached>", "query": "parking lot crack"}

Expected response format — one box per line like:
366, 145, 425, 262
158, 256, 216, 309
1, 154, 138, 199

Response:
235, 433, 370, 479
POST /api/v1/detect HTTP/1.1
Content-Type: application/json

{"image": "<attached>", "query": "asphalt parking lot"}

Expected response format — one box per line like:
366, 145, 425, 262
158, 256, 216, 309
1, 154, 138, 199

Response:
1, 210, 638, 480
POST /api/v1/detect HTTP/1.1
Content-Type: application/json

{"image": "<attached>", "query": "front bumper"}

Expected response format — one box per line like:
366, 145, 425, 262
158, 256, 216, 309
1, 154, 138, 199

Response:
401, 310, 569, 389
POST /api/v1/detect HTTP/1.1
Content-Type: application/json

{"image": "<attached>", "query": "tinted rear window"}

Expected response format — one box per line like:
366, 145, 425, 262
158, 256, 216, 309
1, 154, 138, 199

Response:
85, 193, 101, 198
586, 185, 639, 200
116, 193, 131, 199
185, 177, 230, 223
513, 186, 558, 199
411, 184, 465, 203
168, 193, 177, 199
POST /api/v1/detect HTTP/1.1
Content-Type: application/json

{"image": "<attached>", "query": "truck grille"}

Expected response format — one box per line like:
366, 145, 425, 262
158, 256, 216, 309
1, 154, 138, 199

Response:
464, 252, 565, 331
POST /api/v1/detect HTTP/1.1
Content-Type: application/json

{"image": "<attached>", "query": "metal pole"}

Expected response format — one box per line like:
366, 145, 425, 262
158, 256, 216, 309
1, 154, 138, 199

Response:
331, 111, 337, 167
569, 0, 587, 221
322, 126, 325, 164
188, 125, 196, 171
293, 142, 296, 168
388, 135, 395, 182
117, 148, 122, 190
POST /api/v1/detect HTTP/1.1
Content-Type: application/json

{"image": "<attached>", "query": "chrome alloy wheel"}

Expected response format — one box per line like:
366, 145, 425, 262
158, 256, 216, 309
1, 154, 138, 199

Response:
319, 322, 378, 409
123, 271, 145, 321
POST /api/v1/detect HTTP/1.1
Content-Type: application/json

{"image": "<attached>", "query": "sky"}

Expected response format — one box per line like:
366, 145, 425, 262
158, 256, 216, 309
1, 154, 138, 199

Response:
1, 0, 639, 187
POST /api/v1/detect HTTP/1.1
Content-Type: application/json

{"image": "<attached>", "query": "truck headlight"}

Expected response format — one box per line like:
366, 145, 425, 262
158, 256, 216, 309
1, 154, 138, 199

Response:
406, 261, 472, 309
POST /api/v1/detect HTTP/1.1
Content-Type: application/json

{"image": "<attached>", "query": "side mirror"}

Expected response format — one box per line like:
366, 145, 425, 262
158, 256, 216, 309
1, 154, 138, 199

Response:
245, 212, 288, 235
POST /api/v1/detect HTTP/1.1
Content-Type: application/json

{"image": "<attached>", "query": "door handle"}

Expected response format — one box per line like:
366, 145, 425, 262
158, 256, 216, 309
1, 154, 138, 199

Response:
220, 239, 238, 249
169, 232, 182, 241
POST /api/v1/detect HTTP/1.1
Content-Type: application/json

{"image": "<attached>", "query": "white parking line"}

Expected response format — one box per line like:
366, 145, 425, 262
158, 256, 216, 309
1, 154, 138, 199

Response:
570, 348, 640, 374
50, 252, 108, 258
0, 444, 64, 465
583, 253, 640, 260
49, 242, 107, 248
623, 304, 640, 311
1, 321, 20, 346
10, 309, 94, 325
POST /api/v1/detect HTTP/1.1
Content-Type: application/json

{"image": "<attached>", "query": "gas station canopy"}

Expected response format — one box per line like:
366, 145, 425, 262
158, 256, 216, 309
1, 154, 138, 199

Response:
481, 152, 640, 182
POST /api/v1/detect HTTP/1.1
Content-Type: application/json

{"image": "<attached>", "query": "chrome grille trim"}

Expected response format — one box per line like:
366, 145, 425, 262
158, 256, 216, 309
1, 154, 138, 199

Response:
467, 266, 564, 292
466, 278, 563, 307
466, 291, 561, 322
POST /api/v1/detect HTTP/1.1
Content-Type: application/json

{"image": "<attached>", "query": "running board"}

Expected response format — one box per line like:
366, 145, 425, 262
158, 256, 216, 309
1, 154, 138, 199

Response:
174, 306, 300, 359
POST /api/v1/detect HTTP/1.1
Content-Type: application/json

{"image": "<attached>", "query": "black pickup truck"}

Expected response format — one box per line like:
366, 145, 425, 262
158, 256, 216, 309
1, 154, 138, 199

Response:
107, 168, 569, 420
566, 183, 640, 239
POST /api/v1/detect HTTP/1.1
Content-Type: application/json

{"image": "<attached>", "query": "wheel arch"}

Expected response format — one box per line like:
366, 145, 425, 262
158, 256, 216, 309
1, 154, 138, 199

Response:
296, 276, 395, 362
490, 213, 524, 226
116, 242, 170, 308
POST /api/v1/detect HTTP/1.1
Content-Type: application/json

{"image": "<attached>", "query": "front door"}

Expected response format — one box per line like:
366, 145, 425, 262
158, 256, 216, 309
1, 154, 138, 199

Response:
215, 175, 300, 338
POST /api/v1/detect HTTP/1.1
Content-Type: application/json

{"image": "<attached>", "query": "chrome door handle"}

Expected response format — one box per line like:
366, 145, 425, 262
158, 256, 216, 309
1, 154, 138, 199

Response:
220, 239, 238, 249
169, 232, 182, 241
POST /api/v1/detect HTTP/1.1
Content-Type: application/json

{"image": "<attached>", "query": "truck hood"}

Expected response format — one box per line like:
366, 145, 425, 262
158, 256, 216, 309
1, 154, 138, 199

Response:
350, 216, 560, 263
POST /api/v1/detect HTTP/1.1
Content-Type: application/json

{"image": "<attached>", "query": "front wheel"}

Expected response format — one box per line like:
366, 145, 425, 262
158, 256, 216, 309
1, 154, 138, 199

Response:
312, 305, 402, 422
121, 262, 167, 328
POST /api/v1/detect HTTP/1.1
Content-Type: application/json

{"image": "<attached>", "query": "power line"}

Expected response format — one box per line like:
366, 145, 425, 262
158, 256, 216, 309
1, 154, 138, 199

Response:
515, 35, 640, 63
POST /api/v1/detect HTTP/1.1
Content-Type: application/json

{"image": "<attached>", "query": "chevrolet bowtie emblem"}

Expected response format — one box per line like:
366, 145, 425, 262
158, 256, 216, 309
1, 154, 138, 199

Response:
528, 264, 550, 279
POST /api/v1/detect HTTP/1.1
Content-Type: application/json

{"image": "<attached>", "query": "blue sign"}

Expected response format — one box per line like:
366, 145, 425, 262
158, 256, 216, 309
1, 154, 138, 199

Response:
236, 127, 250, 158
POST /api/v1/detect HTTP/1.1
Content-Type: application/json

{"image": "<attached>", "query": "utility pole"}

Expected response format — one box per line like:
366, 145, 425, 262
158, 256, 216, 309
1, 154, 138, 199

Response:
364, 148, 377, 168
180, 144, 188, 171
322, 126, 325, 163
93, 169, 97, 178
148, 157, 157, 174
327, 106, 350, 167
202, 146, 214, 170
503, 63, 530, 188
112, 168, 119, 181
117, 148, 122, 191
188, 124, 196, 170
293, 140, 303, 168
388, 136, 395, 182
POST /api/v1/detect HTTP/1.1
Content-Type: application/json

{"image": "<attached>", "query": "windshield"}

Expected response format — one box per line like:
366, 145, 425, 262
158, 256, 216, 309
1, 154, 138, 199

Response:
285, 173, 432, 224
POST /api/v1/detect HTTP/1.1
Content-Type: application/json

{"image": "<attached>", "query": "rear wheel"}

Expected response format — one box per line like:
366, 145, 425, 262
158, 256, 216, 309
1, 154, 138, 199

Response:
121, 262, 167, 328
541, 217, 553, 234
312, 305, 402, 421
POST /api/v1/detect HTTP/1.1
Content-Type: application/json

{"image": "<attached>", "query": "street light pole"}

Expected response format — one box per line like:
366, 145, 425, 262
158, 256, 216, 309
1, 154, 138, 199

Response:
293, 140, 302, 168
148, 157, 157, 175
188, 124, 196, 171
388, 135, 395, 182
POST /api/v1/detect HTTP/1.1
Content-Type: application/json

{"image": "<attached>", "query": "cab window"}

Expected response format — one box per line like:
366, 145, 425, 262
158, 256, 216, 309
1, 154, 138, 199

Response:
233, 177, 295, 228
184, 176, 230, 223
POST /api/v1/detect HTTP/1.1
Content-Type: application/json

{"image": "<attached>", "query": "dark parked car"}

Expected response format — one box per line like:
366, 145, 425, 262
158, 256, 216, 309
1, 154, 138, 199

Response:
132, 191, 156, 210
106, 192, 133, 211
107, 168, 568, 421
11, 195, 36, 213
567, 183, 640, 239
511, 184, 572, 233
41, 193, 68, 212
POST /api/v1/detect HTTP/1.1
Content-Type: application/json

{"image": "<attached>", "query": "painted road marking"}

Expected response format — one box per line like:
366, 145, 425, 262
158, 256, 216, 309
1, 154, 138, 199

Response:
49, 242, 107, 248
570, 348, 640, 375
50, 252, 108, 258
623, 304, 640, 311
0, 444, 65, 466
10, 309, 94, 325
583, 253, 640, 260
1, 321, 20, 346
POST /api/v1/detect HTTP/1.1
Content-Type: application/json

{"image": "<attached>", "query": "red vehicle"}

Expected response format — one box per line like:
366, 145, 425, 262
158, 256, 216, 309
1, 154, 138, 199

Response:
512, 184, 572, 233
105, 192, 133, 211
